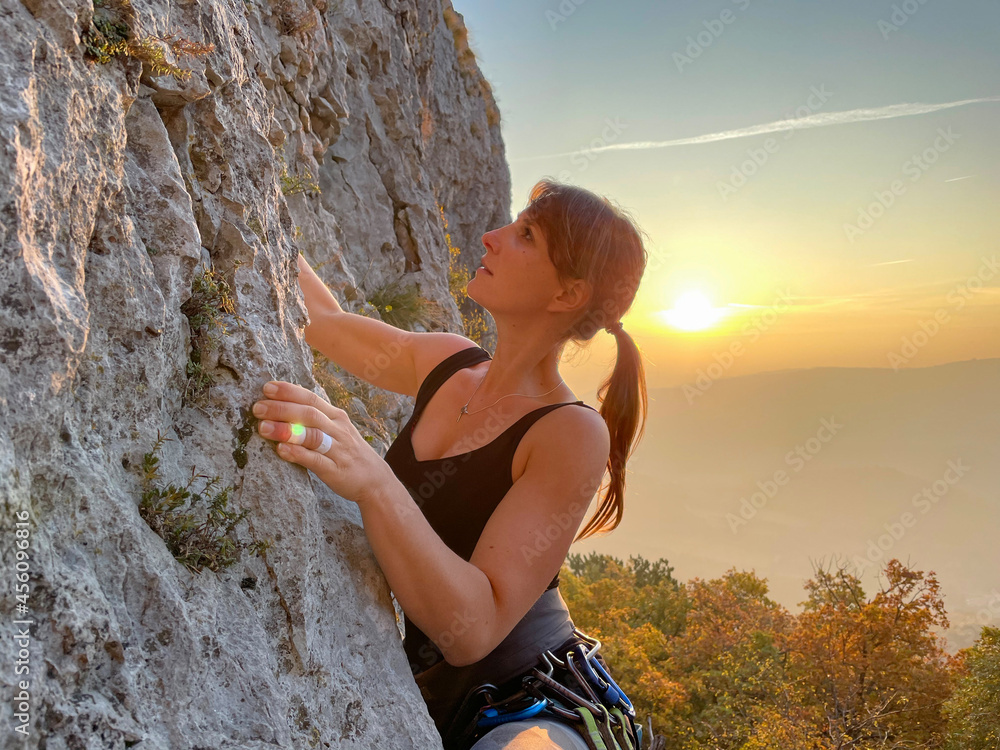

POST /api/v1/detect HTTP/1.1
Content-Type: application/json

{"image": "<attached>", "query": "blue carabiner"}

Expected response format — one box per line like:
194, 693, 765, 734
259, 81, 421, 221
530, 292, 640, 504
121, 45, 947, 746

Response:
571, 644, 636, 719
477, 696, 549, 728
591, 656, 635, 717
571, 644, 622, 706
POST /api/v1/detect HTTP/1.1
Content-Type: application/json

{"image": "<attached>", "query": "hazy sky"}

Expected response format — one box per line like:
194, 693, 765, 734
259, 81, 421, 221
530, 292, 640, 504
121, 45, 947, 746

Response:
456, 0, 1000, 393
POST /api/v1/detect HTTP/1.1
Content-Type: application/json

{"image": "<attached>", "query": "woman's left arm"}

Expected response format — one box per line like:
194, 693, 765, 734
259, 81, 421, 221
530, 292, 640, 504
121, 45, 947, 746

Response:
253, 380, 609, 667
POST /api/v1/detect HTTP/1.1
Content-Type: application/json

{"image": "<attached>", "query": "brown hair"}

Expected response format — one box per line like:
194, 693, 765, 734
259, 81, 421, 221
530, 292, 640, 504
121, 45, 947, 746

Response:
521, 178, 649, 542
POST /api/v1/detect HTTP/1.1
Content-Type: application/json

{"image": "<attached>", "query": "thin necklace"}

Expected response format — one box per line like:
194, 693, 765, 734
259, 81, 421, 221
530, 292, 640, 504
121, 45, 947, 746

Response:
457, 365, 566, 422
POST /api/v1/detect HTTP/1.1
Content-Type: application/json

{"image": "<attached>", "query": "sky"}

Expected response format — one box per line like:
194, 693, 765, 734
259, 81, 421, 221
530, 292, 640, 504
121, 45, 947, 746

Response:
456, 0, 1000, 393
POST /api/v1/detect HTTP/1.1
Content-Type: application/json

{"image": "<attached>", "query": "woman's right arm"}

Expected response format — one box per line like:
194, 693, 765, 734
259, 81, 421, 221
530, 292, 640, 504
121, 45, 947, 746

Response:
298, 254, 482, 398
297, 254, 421, 397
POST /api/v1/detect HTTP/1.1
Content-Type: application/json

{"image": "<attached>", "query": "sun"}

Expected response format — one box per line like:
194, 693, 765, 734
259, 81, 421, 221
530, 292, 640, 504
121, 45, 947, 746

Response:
660, 290, 728, 331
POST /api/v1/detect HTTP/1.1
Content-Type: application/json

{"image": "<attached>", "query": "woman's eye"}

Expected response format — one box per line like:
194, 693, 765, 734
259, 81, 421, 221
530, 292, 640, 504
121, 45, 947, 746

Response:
522, 227, 532, 240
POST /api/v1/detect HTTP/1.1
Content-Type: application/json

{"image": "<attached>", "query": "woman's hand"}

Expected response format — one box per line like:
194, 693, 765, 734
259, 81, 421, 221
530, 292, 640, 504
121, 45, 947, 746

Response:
253, 380, 391, 506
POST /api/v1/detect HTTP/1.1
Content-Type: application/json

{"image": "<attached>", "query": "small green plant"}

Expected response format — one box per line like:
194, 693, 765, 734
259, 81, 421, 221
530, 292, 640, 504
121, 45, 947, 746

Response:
366, 278, 442, 332
232, 407, 259, 470
185, 352, 214, 399
82, 0, 215, 81
439, 202, 489, 345
181, 264, 244, 401
247, 214, 266, 243
139, 433, 271, 574
279, 162, 321, 197
82, 0, 131, 62
184, 265, 238, 341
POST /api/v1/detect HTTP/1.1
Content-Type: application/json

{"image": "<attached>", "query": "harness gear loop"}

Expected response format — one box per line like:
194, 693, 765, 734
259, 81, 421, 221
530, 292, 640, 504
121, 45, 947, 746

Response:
441, 630, 642, 750
609, 707, 636, 750
574, 706, 610, 750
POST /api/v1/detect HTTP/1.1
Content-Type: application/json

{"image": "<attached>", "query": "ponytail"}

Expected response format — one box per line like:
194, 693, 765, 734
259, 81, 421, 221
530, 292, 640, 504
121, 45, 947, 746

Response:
575, 323, 648, 542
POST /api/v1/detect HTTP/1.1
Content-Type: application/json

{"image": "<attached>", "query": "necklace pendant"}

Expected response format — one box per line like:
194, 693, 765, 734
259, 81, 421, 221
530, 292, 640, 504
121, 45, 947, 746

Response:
457, 405, 468, 423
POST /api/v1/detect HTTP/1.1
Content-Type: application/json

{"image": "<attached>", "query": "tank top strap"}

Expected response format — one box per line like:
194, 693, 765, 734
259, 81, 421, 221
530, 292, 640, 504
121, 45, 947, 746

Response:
414, 346, 492, 416
498, 400, 597, 451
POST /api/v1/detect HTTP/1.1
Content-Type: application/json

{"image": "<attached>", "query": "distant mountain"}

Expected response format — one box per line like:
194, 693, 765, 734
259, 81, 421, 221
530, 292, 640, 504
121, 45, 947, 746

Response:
574, 358, 1000, 651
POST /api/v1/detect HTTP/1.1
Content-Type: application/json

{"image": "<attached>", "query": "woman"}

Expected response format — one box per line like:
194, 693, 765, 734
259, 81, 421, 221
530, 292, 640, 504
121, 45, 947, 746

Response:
252, 179, 649, 749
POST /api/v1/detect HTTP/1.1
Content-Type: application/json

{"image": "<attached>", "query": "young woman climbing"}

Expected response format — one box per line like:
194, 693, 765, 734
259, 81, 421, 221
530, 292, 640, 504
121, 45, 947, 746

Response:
252, 179, 650, 750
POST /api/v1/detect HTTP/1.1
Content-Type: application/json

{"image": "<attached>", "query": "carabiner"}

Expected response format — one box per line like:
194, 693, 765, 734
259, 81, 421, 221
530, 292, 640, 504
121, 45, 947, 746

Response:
529, 666, 605, 717
591, 657, 635, 717
477, 696, 550, 728
566, 650, 611, 721
572, 645, 622, 707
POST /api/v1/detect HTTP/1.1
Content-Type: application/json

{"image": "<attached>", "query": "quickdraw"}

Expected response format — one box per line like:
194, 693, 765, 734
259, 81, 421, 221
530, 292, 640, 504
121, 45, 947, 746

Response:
443, 628, 643, 750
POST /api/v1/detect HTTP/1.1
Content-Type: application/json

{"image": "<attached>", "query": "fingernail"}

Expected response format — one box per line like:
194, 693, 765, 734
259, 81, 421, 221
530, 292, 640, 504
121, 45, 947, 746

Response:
258, 420, 273, 437
263, 382, 278, 396
253, 402, 266, 417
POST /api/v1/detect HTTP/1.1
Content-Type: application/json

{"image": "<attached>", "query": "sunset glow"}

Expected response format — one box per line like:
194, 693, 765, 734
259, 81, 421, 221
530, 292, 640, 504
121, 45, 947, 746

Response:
659, 290, 730, 331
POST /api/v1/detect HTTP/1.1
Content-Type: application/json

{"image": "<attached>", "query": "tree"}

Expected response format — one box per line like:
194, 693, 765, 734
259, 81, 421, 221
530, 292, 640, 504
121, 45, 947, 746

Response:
942, 626, 1000, 749
666, 569, 817, 749
788, 559, 954, 749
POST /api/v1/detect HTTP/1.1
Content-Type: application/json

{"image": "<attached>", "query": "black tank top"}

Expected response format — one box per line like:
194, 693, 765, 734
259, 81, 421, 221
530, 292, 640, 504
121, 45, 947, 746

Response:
383, 345, 598, 680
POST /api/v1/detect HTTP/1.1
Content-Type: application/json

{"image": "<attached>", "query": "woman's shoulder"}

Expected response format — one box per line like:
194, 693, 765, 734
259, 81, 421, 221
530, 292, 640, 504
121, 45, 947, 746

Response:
520, 400, 609, 466
509, 399, 609, 490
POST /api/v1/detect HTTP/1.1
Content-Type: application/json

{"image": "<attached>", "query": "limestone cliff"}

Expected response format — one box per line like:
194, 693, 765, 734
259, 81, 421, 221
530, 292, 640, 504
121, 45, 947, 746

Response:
0, 0, 510, 744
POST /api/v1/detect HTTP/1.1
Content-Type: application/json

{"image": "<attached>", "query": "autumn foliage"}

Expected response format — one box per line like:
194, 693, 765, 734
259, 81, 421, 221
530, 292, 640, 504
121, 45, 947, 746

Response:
560, 554, 995, 749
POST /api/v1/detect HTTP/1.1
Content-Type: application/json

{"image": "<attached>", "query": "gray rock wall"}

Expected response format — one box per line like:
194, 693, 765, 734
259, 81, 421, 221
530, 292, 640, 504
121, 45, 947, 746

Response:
0, 0, 510, 744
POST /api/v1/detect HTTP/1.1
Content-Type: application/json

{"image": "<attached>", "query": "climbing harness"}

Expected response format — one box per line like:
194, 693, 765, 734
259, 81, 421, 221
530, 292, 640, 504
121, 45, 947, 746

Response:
442, 628, 643, 750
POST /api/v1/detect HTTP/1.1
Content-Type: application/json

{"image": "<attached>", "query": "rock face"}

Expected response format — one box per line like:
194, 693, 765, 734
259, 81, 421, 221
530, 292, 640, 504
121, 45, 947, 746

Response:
0, 0, 509, 744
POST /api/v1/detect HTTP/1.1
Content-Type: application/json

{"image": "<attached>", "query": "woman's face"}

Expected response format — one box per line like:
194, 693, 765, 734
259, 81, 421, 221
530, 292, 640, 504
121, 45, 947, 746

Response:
468, 209, 567, 316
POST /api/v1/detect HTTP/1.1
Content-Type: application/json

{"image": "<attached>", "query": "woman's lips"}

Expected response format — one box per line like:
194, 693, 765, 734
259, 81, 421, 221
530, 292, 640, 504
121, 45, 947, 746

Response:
476, 266, 493, 275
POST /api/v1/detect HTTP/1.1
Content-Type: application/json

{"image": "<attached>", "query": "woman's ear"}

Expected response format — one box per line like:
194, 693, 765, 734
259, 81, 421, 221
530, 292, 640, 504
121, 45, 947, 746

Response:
550, 277, 592, 315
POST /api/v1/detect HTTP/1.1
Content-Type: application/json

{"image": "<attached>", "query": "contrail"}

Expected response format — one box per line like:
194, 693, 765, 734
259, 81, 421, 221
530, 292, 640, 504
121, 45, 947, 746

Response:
512, 96, 1000, 162
945, 175, 976, 182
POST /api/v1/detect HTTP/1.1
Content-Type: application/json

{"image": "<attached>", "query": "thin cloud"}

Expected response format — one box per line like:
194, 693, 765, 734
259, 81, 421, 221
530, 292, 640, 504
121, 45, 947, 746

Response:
867, 259, 915, 267
513, 96, 1000, 162
750, 283, 1000, 314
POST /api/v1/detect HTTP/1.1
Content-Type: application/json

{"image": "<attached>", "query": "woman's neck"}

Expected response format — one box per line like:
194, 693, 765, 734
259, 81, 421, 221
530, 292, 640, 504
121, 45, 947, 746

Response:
474, 331, 567, 403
